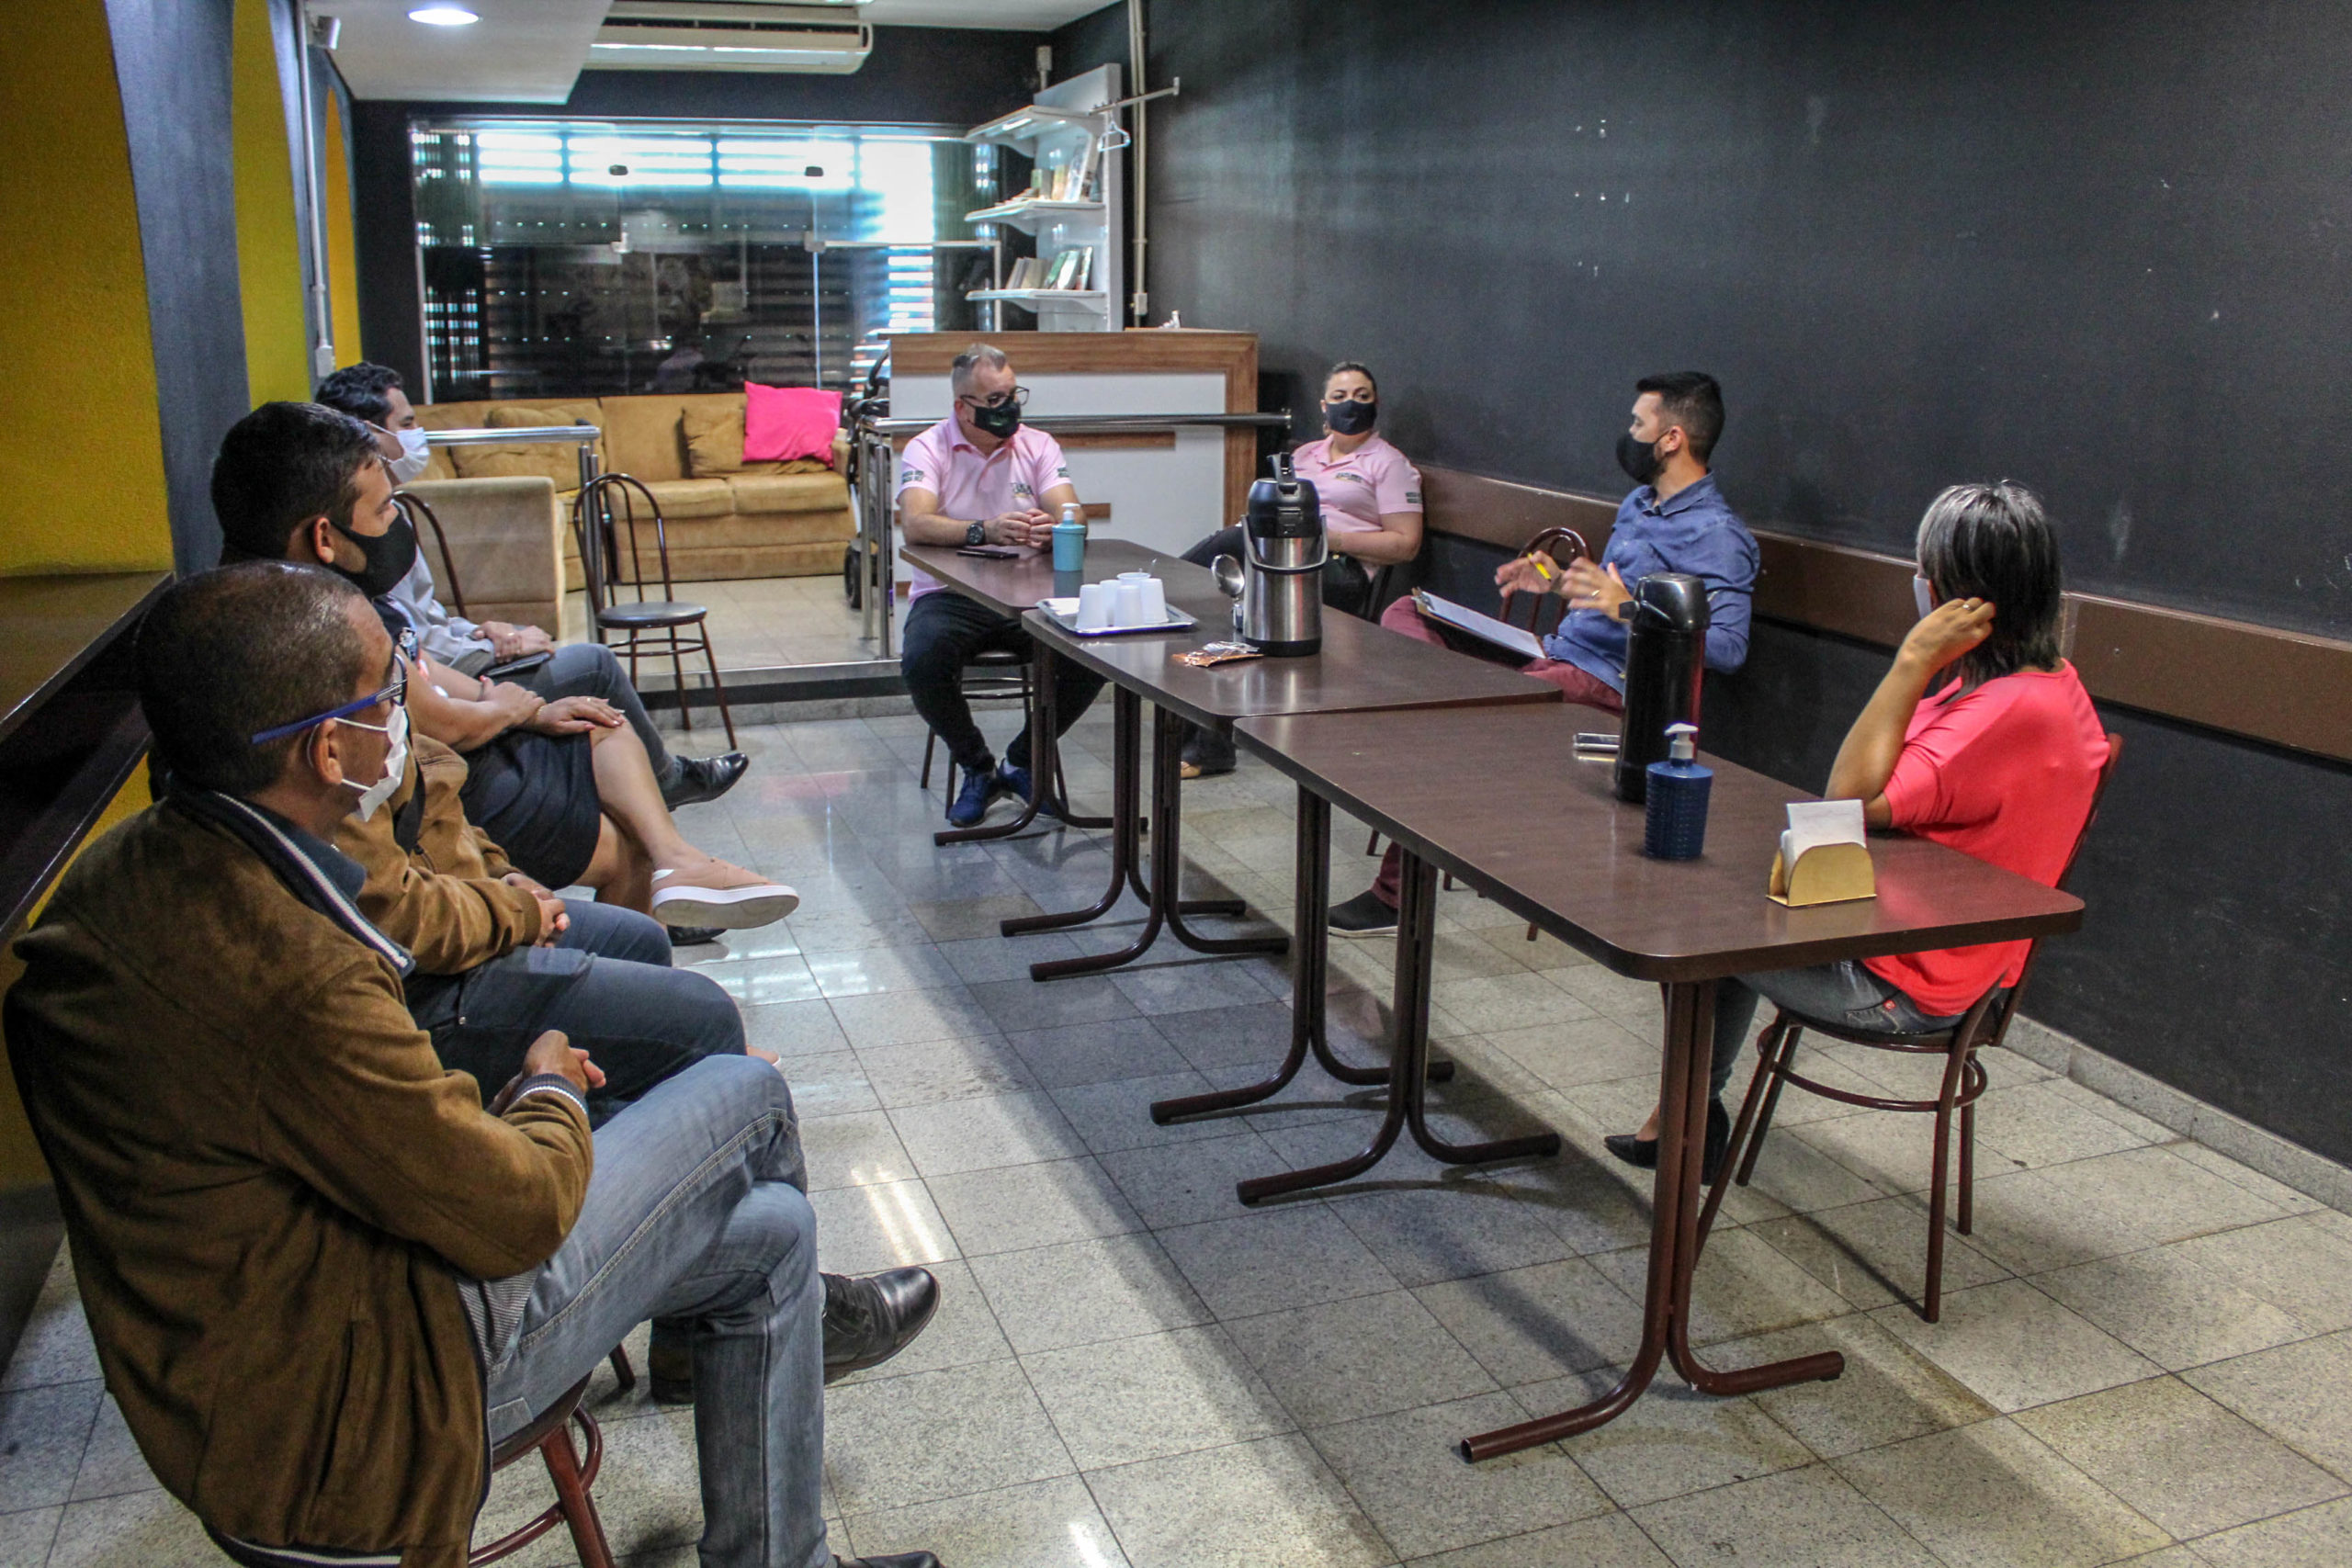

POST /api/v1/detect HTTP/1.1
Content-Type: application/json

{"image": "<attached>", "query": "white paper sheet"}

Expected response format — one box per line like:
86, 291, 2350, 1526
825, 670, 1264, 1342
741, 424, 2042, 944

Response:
1411, 590, 1548, 660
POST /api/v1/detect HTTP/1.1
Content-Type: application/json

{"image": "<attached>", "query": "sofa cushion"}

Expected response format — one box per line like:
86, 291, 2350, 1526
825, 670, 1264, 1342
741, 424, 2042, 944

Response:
412, 400, 503, 480
598, 396, 698, 482
641, 479, 736, 519
726, 471, 850, 514
679, 401, 841, 479
451, 402, 605, 488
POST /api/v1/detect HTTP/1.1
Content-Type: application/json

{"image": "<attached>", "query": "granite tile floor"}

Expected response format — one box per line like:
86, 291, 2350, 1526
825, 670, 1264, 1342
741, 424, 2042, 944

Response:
6, 705, 2351, 1567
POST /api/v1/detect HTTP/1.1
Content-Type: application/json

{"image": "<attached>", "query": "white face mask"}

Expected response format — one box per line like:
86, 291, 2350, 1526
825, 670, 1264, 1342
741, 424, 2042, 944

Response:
1912, 574, 1937, 620
384, 426, 431, 485
338, 703, 410, 821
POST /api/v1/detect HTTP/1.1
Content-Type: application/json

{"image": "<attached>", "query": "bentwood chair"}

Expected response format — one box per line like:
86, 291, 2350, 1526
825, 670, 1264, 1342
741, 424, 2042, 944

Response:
468, 1373, 616, 1568
392, 489, 470, 616
1698, 734, 2124, 1322
572, 473, 738, 749
921, 647, 1033, 800
1366, 528, 1589, 930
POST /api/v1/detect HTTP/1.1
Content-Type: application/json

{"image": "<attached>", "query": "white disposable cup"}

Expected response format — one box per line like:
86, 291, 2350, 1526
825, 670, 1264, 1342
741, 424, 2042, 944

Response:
1136, 578, 1168, 624
1077, 582, 1112, 629
1117, 570, 1151, 583
1114, 581, 1147, 626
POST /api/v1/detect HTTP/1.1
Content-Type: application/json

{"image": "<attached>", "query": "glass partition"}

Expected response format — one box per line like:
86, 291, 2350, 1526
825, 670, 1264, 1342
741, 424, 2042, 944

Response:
411, 118, 1001, 400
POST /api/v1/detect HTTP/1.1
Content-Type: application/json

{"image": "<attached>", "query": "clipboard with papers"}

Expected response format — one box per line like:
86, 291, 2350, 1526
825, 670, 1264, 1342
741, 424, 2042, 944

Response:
1409, 590, 1548, 661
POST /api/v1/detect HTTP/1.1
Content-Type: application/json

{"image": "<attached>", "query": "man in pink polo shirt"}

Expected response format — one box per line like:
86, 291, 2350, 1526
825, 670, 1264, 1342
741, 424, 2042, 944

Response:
898, 344, 1109, 828
1175, 360, 1426, 775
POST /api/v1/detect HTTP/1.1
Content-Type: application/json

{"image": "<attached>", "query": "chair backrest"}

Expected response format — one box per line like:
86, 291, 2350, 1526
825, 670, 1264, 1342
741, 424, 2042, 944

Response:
1503, 527, 1589, 636
572, 473, 676, 611
393, 490, 467, 617
1983, 730, 2124, 1052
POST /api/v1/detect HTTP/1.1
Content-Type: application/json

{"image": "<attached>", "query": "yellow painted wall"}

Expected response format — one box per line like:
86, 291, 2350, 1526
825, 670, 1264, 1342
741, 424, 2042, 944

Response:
0, 1, 173, 575
233, 0, 311, 404
0, 770, 153, 1190
323, 102, 365, 369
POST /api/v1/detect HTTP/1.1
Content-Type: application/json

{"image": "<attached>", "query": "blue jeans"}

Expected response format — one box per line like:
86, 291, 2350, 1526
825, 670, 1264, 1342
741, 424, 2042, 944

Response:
407, 901, 745, 1124
522, 638, 677, 777
1711, 960, 1967, 1100
485, 1055, 829, 1568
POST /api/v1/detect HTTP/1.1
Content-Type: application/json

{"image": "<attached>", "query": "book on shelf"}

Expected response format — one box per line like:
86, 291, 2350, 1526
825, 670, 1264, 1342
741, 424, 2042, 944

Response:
1069, 246, 1093, 290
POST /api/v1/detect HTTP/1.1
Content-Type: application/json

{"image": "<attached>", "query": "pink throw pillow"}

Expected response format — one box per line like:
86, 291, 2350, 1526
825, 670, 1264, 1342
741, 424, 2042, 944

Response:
743, 383, 842, 466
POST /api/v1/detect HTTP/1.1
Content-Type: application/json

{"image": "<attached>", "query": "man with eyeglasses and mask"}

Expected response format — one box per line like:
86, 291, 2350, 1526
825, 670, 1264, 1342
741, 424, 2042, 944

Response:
314, 362, 748, 815
896, 342, 1110, 827
1173, 360, 1427, 776
4, 561, 944, 1568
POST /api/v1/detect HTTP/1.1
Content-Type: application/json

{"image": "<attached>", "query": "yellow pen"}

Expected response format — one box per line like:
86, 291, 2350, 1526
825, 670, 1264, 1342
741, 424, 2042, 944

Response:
1528, 554, 1555, 582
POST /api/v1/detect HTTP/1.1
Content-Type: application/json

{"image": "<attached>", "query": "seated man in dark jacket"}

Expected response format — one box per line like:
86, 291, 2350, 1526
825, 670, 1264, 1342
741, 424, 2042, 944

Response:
4, 563, 936, 1568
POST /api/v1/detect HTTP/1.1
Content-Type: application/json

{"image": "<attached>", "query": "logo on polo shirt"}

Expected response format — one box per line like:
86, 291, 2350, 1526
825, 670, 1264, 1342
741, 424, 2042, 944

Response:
1056, 464, 1072, 479
902, 464, 926, 484
1012, 481, 1035, 500
1405, 490, 1421, 505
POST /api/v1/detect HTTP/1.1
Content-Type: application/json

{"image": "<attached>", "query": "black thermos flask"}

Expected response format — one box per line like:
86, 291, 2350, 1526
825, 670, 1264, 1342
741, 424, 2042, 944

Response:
1613, 572, 1711, 804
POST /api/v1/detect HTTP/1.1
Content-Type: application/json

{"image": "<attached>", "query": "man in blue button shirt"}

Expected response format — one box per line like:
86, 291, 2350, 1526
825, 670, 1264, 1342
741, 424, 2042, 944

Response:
1336, 372, 1759, 934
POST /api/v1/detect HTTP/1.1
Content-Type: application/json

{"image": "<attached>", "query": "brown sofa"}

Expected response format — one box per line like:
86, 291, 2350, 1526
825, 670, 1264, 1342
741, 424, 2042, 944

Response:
410, 391, 854, 592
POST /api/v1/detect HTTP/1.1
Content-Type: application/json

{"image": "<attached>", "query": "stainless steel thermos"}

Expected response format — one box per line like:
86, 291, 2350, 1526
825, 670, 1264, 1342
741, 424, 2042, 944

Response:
1613, 572, 1710, 804
1230, 453, 1329, 657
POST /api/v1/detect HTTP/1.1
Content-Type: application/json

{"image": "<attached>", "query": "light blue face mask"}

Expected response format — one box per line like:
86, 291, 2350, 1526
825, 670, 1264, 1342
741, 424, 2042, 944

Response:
379, 424, 432, 485
1913, 574, 1936, 619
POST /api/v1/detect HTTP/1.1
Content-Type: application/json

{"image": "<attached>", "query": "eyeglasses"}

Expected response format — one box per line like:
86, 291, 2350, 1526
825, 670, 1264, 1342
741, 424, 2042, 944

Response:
250, 662, 408, 746
958, 386, 1030, 411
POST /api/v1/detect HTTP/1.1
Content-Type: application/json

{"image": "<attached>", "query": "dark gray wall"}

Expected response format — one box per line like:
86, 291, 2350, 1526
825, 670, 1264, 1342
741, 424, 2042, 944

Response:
103, 0, 251, 571
1144, 0, 2352, 1162
353, 27, 1047, 391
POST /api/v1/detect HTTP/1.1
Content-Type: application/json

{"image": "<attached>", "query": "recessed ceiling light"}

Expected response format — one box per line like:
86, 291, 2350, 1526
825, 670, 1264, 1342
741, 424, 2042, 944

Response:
408, 6, 480, 24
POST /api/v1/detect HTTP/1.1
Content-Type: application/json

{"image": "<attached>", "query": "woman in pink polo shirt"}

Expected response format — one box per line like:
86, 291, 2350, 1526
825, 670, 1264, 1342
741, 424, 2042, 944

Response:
1604, 481, 2111, 1180
1177, 361, 1427, 775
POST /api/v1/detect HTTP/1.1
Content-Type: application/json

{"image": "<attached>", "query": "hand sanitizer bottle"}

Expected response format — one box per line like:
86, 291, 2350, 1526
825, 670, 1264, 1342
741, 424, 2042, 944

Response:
1052, 502, 1087, 572
1643, 722, 1713, 860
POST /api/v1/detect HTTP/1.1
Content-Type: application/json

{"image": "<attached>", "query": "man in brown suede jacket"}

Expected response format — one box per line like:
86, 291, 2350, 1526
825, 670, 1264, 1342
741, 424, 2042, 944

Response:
335, 724, 754, 1122
5, 564, 941, 1568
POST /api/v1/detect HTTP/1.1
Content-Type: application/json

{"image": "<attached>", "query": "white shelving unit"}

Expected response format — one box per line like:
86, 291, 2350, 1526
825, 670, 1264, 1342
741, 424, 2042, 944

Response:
963, 65, 1123, 333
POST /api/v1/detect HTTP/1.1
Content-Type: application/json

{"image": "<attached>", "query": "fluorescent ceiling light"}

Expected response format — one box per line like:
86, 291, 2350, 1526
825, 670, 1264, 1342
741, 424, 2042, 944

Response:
408, 6, 480, 25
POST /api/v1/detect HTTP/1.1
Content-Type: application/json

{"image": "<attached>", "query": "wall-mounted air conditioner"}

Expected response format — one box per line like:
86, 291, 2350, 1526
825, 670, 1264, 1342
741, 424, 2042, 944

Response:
592, 2, 871, 74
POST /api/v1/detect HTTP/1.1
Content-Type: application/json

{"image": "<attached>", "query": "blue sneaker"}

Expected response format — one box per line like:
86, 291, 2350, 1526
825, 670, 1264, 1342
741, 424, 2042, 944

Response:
946, 765, 997, 828
997, 762, 1061, 820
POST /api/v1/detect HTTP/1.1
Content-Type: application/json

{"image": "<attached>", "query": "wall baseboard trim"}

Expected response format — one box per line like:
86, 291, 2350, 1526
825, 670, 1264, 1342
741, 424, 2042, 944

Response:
2003, 1017, 2352, 1213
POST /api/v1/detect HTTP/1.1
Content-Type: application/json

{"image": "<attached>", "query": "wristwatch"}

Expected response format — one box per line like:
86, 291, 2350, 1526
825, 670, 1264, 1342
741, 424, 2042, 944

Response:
965, 521, 987, 547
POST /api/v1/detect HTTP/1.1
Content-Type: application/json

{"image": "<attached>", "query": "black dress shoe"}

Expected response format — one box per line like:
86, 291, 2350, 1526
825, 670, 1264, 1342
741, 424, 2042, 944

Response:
662, 751, 750, 808
823, 1267, 939, 1382
1604, 1100, 1732, 1184
667, 925, 725, 947
834, 1554, 942, 1568
1328, 887, 1400, 938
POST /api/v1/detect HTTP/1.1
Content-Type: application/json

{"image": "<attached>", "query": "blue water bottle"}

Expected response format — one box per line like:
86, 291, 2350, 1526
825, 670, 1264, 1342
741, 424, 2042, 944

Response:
1644, 722, 1713, 860
1052, 503, 1087, 572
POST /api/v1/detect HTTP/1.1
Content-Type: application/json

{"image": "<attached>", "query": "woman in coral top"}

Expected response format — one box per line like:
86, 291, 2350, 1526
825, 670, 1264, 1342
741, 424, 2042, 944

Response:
1606, 481, 2111, 1178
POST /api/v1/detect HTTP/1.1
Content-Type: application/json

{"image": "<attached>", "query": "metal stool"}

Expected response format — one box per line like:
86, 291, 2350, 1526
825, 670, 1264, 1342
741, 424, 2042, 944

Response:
1699, 734, 2123, 1321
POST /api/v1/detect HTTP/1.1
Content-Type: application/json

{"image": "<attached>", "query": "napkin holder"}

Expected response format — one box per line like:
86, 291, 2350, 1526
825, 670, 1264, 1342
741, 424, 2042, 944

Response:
1767, 799, 1877, 908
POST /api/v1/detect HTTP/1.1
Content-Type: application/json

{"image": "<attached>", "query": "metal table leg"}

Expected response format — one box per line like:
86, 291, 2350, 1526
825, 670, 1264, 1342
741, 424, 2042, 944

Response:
1456, 977, 1845, 1461
1152, 784, 1452, 1124
1018, 698, 1286, 982
1235, 852, 1558, 1204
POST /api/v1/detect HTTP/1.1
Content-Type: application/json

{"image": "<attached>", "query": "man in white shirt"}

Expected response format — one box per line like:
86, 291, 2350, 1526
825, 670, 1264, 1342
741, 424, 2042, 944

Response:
896, 344, 1109, 828
314, 364, 746, 813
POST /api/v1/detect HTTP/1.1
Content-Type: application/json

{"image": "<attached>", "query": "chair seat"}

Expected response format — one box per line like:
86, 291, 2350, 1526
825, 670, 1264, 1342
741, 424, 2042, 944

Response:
597, 601, 707, 628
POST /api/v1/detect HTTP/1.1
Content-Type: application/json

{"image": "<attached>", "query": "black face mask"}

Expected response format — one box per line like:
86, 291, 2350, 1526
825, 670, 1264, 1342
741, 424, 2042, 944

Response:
969, 400, 1023, 440
1616, 431, 1661, 485
332, 512, 419, 599
1324, 399, 1377, 436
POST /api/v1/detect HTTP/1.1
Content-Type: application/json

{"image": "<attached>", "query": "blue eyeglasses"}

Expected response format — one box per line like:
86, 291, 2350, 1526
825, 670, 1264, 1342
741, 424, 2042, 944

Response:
250, 662, 408, 746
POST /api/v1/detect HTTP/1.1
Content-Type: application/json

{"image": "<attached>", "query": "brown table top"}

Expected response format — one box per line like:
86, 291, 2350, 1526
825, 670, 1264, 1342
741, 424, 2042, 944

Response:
900, 540, 1193, 619
1234, 704, 2085, 983
1019, 560, 1565, 728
